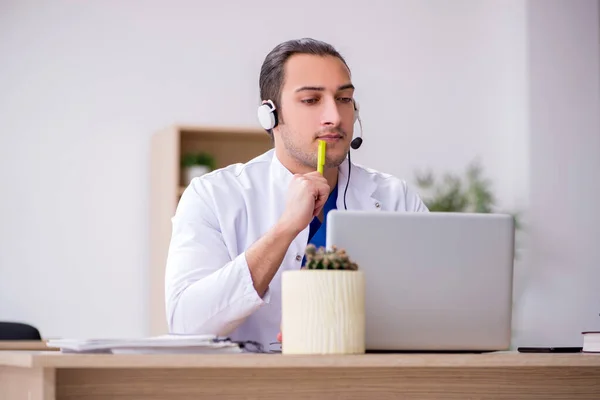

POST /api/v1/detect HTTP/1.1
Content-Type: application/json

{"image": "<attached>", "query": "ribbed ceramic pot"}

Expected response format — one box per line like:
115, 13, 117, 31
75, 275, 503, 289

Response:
281, 270, 365, 355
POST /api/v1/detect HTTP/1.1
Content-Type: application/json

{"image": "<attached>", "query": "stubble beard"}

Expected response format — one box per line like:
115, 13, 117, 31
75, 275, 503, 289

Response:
279, 125, 348, 170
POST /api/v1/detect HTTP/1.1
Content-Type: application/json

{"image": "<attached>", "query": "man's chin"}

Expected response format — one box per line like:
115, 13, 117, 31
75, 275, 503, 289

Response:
325, 153, 348, 168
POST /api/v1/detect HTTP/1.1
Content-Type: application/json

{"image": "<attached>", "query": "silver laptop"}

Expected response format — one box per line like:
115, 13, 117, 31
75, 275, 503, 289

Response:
326, 211, 515, 352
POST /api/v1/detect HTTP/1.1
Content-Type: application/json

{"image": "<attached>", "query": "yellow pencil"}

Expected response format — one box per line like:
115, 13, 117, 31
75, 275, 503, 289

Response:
317, 140, 326, 175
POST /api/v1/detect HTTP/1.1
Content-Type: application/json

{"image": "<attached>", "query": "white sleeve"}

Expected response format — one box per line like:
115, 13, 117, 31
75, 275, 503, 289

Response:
164, 179, 270, 336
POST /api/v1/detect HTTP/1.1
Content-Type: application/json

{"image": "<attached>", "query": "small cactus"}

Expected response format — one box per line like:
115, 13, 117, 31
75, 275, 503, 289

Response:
303, 244, 359, 271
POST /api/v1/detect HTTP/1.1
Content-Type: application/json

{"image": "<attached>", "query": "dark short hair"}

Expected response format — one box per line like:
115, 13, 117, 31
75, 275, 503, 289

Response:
259, 38, 351, 127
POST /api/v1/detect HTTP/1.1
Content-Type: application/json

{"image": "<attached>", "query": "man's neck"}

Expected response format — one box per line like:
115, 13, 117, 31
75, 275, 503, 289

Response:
322, 167, 338, 191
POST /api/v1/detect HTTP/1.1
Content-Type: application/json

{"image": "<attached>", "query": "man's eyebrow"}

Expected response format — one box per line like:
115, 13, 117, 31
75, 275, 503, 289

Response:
295, 86, 324, 92
294, 83, 355, 93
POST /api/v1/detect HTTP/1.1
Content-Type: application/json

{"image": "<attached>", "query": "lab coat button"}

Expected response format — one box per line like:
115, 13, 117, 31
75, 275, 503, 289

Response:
375, 202, 381, 208
295, 254, 302, 262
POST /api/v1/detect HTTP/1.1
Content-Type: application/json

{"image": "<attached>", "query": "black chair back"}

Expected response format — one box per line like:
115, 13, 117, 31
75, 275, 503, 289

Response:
0, 322, 42, 340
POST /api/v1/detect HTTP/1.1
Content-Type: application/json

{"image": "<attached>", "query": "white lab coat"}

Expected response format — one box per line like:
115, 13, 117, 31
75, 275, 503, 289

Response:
165, 148, 428, 349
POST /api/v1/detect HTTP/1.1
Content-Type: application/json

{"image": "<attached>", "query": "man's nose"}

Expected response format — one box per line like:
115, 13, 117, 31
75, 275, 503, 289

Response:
321, 98, 341, 127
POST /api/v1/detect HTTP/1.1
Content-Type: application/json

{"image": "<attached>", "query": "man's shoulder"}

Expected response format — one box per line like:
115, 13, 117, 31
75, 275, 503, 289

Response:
350, 162, 408, 192
175, 150, 274, 222
190, 149, 273, 191
350, 162, 428, 212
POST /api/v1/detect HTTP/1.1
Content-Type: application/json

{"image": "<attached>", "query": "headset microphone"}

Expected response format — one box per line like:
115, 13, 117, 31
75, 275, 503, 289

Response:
344, 100, 364, 209
350, 100, 363, 149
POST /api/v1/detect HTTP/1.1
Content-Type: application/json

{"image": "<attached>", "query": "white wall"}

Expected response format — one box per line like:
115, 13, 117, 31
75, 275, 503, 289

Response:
0, 0, 536, 339
511, 0, 600, 347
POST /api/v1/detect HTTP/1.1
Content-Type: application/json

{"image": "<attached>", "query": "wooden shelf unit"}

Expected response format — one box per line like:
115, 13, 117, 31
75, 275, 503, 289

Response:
150, 125, 273, 335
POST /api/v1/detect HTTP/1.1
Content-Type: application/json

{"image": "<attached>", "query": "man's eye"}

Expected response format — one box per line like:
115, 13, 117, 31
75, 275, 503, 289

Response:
301, 98, 318, 104
338, 97, 353, 103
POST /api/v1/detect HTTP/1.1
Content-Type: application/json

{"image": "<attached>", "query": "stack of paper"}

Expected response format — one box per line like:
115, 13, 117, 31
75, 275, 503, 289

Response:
46, 334, 242, 354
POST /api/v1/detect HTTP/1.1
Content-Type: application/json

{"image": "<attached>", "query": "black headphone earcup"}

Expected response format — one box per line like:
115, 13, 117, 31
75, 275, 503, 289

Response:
351, 137, 363, 150
272, 109, 279, 129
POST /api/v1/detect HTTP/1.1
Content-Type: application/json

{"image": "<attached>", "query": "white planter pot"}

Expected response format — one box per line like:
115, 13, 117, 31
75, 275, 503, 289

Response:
281, 270, 365, 355
182, 165, 210, 186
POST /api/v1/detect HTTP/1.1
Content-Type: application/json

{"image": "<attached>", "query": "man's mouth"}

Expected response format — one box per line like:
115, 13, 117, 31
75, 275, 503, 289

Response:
318, 134, 343, 141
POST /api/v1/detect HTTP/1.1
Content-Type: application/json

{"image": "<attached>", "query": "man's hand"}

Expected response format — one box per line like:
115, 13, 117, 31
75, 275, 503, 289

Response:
279, 171, 330, 233
245, 172, 330, 298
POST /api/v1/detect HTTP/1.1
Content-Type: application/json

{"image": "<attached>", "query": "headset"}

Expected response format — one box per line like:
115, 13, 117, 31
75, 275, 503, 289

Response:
257, 98, 364, 209
257, 99, 363, 149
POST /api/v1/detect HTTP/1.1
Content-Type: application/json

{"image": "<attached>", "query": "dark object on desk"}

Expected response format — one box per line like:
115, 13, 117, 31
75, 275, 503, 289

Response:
366, 349, 495, 354
517, 346, 582, 353
0, 322, 41, 340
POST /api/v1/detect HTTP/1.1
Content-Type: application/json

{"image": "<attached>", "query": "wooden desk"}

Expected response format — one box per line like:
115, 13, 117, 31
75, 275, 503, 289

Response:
1, 351, 599, 399
0, 341, 57, 351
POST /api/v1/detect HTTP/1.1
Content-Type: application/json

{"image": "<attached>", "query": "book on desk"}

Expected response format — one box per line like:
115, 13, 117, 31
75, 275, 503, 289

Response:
582, 331, 600, 353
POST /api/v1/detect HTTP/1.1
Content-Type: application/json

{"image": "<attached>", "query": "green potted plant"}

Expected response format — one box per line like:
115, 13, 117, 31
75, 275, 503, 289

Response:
180, 152, 216, 186
414, 158, 522, 230
281, 244, 365, 355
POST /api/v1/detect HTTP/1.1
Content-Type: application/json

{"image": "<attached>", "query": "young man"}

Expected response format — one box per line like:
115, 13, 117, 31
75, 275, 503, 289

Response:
165, 38, 428, 349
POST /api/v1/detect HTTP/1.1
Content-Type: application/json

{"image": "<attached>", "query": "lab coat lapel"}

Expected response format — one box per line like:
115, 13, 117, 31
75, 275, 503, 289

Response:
269, 149, 294, 195
336, 155, 382, 211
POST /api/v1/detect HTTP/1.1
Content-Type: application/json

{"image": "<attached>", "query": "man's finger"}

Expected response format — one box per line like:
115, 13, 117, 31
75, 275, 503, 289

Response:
313, 204, 325, 217
305, 170, 324, 178
312, 182, 329, 216
303, 171, 328, 184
